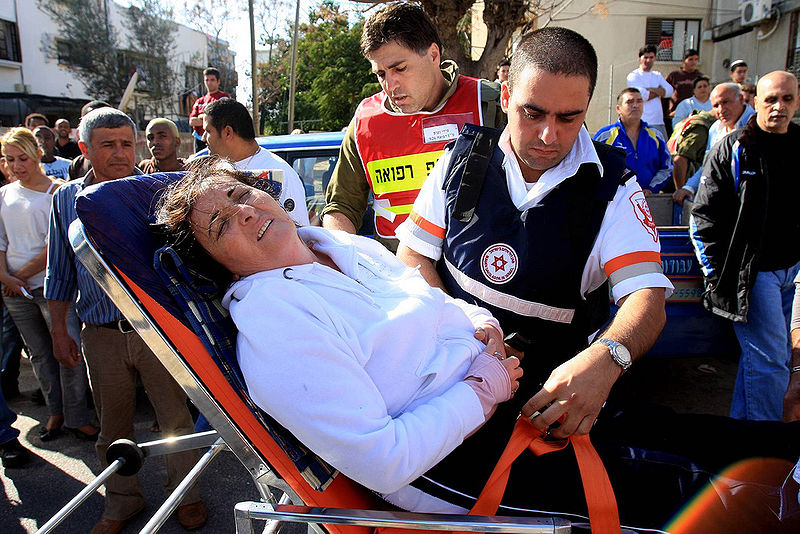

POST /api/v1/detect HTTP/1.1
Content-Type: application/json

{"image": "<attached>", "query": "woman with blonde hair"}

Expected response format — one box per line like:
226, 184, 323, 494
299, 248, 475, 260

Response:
0, 127, 97, 441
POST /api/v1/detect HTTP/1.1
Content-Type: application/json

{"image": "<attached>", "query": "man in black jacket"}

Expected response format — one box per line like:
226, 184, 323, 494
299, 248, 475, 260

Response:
691, 70, 800, 421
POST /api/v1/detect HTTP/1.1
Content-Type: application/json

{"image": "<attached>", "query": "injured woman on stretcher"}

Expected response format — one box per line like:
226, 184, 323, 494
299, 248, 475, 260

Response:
155, 159, 800, 533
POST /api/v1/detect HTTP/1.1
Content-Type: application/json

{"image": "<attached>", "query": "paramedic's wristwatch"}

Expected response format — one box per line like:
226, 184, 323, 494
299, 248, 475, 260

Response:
594, 338, 632, 371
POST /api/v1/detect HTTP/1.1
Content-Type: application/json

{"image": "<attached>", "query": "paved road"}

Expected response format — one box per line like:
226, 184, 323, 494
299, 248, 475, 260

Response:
0, 357, 263, 533
0, 351, 739, 532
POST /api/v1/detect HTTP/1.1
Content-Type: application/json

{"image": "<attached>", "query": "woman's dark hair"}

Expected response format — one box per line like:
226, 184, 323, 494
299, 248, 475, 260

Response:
154, 156, 278, 290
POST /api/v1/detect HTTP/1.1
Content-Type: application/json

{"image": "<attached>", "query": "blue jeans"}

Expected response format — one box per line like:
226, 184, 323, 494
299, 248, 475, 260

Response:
0, 377, 18, 445
731, 260, 800, 420
4, 288, 94, 427
1, 303, 22, 382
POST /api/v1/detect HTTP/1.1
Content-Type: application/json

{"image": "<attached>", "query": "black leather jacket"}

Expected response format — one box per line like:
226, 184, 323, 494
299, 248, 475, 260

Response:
690, 116, 799, 321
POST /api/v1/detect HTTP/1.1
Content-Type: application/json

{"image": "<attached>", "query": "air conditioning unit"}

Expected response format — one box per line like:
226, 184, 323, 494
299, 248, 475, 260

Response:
740, 0, 773, 27
13, 83, 30, 94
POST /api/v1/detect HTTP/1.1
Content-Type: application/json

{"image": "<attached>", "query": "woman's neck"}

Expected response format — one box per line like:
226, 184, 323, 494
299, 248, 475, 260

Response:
305, 240, 342, 273
18, 169, 52, 192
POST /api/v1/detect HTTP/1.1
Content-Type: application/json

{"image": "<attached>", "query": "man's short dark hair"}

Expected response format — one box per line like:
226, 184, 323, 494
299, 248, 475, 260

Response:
639, 44, 658, 57
497, 58, 511, 69
204, 98, 255, 141
617, 87, 641, 104
729, 59, 747, 72
509, 27, 598, 97
24, 113, 48, 128
81, 100, 111, 117
692, 75, 710, 89
33, 125, 54, 140
360, 2, 442, 57
683, 48, 699, 60
203, 67, 221, 79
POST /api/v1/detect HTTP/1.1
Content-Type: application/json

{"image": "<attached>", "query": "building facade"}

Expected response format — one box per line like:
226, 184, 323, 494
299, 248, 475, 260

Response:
471, 0, 799, 133
0, 0, 237, 128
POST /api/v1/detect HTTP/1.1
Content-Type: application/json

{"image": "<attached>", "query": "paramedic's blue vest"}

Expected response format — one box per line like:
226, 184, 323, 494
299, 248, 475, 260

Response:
436, 124, 630, 388
413, 124, 632, 505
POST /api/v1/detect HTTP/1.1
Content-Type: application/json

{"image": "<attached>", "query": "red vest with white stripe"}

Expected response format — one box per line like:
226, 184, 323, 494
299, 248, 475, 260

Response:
354, 75, 482, 238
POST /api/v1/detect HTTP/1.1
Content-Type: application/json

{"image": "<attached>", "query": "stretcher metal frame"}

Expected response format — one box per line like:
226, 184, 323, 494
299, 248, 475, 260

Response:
66, 219, 573, 534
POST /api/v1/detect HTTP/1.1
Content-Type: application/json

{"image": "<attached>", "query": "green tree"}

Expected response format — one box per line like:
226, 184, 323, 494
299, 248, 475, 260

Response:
260, 1, 373, 134
123, 0, 179, 100
38, 0, 125, 102
353, 0, 536, 79
182, 0, 239, 93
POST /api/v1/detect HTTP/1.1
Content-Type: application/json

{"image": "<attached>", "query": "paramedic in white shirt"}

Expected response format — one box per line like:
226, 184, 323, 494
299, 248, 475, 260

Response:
397, 28, 673, 440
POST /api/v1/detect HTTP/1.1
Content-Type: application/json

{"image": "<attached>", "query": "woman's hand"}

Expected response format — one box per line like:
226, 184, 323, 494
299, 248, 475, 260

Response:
474, 322, 505, 357
1, 274, 28, 298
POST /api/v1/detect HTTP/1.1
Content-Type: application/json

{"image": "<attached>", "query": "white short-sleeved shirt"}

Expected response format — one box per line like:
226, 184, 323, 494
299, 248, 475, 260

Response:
626, 68, 674, 127
0, 182, 55, 289
42, 157, 71, 181
396, 126, 674, 304
234, 147, 310, 226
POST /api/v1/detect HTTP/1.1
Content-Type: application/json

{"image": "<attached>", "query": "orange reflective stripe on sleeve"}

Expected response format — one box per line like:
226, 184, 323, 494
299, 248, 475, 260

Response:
604, 251, 662, 277
409, 210, 446, 239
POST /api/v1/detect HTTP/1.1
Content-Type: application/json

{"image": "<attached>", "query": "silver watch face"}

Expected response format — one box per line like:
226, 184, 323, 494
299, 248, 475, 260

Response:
613, 343, 632, 367
598, 339, 631, 369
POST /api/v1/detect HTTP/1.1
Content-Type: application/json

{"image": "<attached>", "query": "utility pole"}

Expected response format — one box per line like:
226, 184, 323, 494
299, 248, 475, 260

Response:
249, 0, 259, 134
287, 0, 301, 133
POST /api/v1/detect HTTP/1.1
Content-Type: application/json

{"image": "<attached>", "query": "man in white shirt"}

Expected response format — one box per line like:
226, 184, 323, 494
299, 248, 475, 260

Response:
33, 126, 70, 181
626, 44, 674, 139
202, 98, 309, 225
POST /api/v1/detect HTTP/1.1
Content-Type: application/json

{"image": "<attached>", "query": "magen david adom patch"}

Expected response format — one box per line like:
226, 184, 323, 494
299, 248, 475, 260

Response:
481, 243, 519, 284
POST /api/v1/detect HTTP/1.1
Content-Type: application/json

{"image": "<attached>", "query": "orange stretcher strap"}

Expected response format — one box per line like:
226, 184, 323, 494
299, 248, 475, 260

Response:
466, 417, 620, 534
381, 417, 620, 534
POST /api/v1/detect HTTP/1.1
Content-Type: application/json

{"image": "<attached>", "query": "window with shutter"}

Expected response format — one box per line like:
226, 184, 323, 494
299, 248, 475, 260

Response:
645, 18, 701, 61
0, 19, 21, 63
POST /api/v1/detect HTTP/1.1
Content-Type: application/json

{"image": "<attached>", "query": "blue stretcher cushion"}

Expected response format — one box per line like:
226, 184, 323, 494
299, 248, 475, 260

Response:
75, 172, 338, 491
76, 172, 188, 321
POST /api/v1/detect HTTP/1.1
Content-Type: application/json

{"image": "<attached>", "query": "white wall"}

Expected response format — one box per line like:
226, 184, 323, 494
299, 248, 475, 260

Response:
1, 1, 208, 101
0, 0, 15, 22
14, 1, 92, 99
707, 0, 791, 86
0, 1, 24, 94
536, 0, 716, 132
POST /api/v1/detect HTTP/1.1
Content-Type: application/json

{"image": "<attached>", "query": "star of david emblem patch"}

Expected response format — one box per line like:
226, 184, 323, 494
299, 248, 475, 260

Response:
480, 243, 519, 284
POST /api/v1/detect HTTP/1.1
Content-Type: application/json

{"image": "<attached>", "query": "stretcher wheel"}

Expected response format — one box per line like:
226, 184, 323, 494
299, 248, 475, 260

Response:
106, 439, 145, 476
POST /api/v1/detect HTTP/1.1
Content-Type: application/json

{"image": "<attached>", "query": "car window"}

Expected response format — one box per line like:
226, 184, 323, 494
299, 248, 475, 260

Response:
292, 154, 337, 226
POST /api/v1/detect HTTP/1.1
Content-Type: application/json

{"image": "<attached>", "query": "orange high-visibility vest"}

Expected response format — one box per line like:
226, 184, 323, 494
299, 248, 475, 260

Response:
354, 75, 482, 238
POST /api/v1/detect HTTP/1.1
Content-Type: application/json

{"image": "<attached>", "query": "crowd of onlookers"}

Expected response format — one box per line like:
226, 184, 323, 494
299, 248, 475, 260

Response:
591, 46, 758, 206
589, 45, 800, 426
0, 22, 797, 530
0, 100, 212, 533
0, 64, 312, 533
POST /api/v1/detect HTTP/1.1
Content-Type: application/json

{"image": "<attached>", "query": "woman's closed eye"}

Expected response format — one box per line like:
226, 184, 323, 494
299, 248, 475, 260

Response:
212, 189, 254, 239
